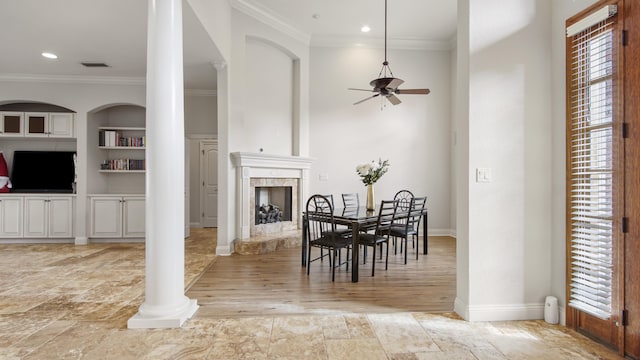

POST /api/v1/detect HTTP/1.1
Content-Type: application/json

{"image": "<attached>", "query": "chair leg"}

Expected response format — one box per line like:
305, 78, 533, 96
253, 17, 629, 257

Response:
385, 240, 389, 270
332, 248, 337, 282
404, 237, 408, 264
307, 245, 312, 275
371, 244, 376, 276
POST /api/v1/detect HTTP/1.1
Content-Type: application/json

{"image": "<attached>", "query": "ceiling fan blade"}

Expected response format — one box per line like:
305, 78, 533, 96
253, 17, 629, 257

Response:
395, 88, 431, 95
353, 93, 381, 105
387, 78, 404, 89
386, 94, 401, 105
348, 88, 375, 92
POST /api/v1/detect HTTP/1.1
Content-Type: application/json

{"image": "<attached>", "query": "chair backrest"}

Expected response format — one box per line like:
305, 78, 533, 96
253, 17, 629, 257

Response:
374, 199, 398, 234
306, 194, 336, 241
394, 190, 414, 211
322, 194, 335, 208
405, 196, 427, 231
342, 193, 359, 208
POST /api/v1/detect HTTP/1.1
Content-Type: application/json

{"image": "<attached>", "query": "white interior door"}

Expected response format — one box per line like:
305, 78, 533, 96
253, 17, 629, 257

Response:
200, 141, 218, 227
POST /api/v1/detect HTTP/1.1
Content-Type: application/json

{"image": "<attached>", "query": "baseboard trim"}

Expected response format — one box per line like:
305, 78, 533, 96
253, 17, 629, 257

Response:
454, 297, 545, 322
427, 228, 457, 238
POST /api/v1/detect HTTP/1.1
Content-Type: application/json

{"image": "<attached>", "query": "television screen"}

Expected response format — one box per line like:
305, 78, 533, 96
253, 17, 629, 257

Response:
10, 151, 76, 193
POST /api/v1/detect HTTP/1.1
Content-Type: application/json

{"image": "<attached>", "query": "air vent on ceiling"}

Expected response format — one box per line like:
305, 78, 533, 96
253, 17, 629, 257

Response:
81, 62, 109, 68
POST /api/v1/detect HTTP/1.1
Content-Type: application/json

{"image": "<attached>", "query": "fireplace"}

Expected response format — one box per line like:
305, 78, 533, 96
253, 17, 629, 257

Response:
255, 186, 292, 224
249, 178, 297, 236
232, 152, 314, 240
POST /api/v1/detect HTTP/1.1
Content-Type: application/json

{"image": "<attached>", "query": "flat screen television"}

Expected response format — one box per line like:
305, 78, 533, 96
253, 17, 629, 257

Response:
10, 151, 76, 193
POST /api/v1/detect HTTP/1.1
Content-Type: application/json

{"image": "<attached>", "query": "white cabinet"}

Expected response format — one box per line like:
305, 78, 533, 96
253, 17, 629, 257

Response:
24, 196, 74, 238
25, 112, 74, 138
0, 197, 23, 238
48, 113, 75, 138
123, 197, 145, 237
90, 196, 145, 238
0, 112, 24, 136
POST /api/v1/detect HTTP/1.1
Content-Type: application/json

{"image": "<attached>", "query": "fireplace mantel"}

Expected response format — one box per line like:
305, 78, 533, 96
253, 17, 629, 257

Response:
231, 152, 314, 240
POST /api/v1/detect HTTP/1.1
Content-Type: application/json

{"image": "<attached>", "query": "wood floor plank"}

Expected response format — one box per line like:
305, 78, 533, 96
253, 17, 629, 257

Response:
187, 236, 456, 318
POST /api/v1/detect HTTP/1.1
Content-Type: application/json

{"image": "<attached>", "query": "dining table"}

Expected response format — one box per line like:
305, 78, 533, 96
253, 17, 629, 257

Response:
301, 205, 428, 282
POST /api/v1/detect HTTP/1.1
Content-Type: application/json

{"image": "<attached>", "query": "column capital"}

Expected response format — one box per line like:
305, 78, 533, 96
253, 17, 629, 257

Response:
212, 60, 227, 71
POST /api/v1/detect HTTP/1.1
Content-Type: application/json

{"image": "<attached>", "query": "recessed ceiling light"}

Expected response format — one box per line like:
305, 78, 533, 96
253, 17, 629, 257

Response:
361, 25, 371, 33
312, 13, 320, 19
41, 52, 58, 59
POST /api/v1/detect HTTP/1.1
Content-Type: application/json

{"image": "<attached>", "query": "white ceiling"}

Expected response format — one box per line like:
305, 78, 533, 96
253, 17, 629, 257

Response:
0, 0, 457, 91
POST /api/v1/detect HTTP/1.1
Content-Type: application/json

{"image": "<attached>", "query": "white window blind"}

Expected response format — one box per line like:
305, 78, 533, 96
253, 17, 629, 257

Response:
567, 18, 615, 320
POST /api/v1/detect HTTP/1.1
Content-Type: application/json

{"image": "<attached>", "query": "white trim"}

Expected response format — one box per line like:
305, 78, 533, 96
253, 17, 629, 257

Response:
311, 35, 453, 51
0, 73, 145, 86
457, 300, 545, 322
230, 0, 311, 45
566, 5, 617, 37
428, 228, 457, 237
216, 243, 233, 256
74, 236, 88, 245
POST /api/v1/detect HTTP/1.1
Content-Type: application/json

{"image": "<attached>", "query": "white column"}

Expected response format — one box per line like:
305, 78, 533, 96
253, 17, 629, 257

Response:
128, 0, 198, 329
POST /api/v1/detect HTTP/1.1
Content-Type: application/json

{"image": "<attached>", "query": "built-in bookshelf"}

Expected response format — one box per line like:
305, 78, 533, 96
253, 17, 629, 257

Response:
87, 105, 146, 195
98, 126, 146, 173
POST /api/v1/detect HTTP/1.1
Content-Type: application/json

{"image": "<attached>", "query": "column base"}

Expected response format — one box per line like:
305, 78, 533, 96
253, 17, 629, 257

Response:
127, 299, 199, 329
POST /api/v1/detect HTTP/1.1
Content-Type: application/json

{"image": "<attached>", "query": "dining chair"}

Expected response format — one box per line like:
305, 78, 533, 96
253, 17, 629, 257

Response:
357, 199, 398, 276
390, 196, 427, 264
342, 193, 359, 208
305, 194, 353, 281
393, 189, 414, 212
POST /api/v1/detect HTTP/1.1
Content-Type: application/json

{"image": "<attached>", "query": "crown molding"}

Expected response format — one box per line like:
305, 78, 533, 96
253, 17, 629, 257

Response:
0, 73, 145, 86
311, 35, 454, 51
230, 0, 311, 45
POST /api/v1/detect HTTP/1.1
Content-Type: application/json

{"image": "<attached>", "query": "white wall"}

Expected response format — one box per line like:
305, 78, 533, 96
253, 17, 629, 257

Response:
457, 0, 554, 321
244, 38, 293, 155
550, 0, 598, 319
309, 46, 452, 233
185, 93, 217, 136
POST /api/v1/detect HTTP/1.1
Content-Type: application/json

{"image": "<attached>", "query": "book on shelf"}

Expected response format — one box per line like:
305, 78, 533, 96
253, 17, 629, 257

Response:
98, 130, 145, 148
100, 159, 146, 171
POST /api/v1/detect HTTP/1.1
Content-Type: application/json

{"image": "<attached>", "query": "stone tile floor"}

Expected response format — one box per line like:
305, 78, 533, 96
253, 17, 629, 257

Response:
0, 229, 624, 359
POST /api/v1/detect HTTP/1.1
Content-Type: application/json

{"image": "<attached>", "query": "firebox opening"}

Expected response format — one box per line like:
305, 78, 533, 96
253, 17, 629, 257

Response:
255, 186, 293, 225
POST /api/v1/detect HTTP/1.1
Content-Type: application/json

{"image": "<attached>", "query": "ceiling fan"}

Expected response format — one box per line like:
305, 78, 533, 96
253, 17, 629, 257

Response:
349, 0, 430, 106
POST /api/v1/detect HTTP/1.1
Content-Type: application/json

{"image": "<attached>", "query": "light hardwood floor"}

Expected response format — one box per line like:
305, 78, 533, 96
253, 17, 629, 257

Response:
189, 236, 456, 317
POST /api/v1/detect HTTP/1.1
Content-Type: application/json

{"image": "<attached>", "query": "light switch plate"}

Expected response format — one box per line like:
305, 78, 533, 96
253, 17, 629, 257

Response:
319, 173, 329, 181
476, 168, 492, 183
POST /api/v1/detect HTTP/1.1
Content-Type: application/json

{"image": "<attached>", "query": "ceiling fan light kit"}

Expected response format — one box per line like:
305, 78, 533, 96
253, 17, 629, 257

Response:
349, 0, 430, 107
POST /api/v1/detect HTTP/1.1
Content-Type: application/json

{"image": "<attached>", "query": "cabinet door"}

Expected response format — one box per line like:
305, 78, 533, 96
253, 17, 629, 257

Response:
24, 197, 48, 237
49, 113, 74, 138
49, 197, 73, 238
123, 197, 145, 238
25, 112, 49, 137
0, 197, 23, 237
90, 197, 122, 237
0, 112, 24, 136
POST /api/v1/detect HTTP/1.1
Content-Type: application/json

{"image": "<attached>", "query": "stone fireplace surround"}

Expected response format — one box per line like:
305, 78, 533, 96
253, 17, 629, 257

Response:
231, 152, 313, 243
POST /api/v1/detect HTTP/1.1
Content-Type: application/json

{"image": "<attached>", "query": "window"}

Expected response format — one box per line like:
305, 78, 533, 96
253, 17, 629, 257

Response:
567, 14, 617, 320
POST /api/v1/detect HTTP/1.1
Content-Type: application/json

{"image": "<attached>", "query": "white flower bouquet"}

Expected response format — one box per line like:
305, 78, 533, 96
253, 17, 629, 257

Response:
356, 159, 390, 185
